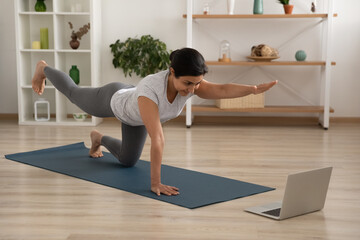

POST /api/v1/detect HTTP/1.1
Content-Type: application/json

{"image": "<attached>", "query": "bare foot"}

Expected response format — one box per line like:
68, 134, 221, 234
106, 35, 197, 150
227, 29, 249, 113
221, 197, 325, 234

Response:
89, 130, 104, 158
32, 60, 48, 95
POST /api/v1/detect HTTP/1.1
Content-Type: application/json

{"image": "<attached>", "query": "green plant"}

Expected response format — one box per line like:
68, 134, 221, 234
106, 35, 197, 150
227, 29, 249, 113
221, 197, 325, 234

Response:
110, 35, 171, 78
277, 0, 290, 5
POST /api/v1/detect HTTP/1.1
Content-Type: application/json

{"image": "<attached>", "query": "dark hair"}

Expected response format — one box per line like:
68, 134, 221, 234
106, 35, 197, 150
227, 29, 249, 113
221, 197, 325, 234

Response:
169, 48, 208, 78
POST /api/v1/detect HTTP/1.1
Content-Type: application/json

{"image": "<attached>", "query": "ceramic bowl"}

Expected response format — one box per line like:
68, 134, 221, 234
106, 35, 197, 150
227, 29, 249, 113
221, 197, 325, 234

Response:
73, 113, 88, 121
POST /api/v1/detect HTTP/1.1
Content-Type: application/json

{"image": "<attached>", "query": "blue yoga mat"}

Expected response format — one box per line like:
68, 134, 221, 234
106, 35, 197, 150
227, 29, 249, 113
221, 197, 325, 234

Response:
5, 142, 274, 209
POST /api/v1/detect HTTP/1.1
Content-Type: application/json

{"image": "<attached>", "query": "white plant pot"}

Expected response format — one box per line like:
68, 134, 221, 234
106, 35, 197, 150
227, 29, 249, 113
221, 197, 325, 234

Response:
227, 0, 235, 15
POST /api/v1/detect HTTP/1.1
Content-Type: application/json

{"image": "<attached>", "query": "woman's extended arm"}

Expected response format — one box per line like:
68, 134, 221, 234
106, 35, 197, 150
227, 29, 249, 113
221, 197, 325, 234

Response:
138, 96, 179, 196
194, 79, 278, 99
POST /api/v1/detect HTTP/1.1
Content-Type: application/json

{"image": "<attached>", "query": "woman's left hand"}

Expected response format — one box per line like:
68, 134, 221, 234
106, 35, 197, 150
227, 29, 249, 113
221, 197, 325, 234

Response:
254, 80, 278, 95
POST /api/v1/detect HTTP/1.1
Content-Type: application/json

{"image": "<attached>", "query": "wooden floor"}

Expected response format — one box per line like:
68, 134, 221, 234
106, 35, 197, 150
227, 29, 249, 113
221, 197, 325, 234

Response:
0, 118, 359, 240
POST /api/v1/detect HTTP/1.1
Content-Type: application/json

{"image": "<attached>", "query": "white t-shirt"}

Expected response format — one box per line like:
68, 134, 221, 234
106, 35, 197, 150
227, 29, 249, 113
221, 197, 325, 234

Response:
110, 70, 193, 126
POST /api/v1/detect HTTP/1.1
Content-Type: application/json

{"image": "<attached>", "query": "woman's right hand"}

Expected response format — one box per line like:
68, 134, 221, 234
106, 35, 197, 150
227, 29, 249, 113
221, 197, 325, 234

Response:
151, 183, 179, 196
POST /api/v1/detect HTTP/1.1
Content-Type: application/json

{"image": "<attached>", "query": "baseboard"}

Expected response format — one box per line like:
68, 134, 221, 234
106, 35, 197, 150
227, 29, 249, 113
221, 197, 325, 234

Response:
167, 116, 360, 125
1, 114, 359, 124
329, 117, 360, 123
0, 114, 18, 120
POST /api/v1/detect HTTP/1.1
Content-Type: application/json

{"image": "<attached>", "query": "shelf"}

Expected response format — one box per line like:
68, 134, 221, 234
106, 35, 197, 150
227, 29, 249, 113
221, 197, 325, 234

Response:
21, 50, 92, 53
15, 0, 102, 126
183, 14, 338, 19
189, 105, 334, 113
20, 49, 55, 53
184, 0, 335, 128
19, 12, 54, 15
19, 12, 90, 16
56, 49, 91, 53
56, 12, 90, 16
206, 61, 336, 66
21, 85, 55, 89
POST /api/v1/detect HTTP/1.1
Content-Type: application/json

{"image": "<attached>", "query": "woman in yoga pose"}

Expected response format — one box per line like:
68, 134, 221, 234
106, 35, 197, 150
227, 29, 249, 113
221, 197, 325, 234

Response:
32, 48, 277, 196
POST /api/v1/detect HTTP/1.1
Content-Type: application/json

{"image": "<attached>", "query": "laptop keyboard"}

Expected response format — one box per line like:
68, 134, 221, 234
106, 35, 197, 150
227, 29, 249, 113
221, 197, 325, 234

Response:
262, 208, 281, 217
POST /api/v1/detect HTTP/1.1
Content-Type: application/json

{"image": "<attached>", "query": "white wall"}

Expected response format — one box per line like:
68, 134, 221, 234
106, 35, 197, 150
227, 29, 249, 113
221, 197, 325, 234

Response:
1, 0, 359, 117
0, 0, 17, 113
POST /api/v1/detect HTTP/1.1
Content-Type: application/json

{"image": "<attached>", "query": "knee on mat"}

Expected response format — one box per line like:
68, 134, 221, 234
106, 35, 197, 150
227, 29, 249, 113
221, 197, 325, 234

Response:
119, 158, 138, 168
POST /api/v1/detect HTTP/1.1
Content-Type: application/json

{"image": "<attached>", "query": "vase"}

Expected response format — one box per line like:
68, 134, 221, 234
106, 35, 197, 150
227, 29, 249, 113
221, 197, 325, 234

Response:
69, 35, 80, 49
40, 28, 49, 49
253, 0, 263, 14
69, 65, 80, 85
284, 4, 294, 14
35, 0, 46, 12
295, 50, 307, 61
227, 0, 235, 15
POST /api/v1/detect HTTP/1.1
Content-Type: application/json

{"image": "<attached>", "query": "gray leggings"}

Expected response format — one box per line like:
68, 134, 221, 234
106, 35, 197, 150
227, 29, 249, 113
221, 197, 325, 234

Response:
44, 66, 147, 167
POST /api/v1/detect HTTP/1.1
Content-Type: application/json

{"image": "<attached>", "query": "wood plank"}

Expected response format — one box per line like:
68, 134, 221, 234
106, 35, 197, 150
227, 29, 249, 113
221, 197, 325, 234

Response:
190, 105, 335, 113
206, 61, 336, 66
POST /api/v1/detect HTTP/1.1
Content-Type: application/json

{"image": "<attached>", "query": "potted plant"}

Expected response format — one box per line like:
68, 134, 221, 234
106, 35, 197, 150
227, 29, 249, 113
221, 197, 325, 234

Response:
110, 35, 171, 78
277, 0, 294, 14
68, 22, 90, 49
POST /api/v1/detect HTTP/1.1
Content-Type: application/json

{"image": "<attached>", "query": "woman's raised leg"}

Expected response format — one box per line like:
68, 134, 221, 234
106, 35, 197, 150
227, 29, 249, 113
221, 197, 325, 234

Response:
32, 61, 132, 117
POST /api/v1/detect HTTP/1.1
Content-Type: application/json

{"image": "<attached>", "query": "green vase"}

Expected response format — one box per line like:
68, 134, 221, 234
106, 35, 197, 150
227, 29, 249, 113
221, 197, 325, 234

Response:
253, 0, 263, 14
40, 28, 49, 49
295, 50, 307, 61
69, 65, 80, 85
35, 0, 47, 12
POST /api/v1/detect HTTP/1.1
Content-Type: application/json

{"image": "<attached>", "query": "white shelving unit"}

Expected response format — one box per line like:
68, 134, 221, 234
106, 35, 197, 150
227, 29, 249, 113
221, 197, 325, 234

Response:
184, 0, 335, 129
14, 0, 102, 126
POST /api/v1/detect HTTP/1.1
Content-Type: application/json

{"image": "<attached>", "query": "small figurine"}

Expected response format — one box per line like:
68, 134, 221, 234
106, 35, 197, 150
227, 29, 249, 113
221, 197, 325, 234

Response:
311, 2, 316, 13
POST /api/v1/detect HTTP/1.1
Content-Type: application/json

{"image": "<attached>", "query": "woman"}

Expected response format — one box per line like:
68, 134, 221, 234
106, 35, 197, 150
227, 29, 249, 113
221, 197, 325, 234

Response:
32, 48, 277, 196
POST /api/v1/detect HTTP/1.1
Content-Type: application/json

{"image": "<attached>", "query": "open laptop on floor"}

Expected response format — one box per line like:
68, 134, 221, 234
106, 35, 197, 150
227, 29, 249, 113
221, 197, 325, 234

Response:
245, 167, 332, 220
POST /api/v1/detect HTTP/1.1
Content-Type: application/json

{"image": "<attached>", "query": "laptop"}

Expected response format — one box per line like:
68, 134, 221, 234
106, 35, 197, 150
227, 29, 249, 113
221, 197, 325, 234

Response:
244, 167, 332, 220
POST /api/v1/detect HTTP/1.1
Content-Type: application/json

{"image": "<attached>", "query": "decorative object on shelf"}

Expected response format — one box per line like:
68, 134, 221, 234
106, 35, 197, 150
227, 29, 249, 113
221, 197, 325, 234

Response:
40, 28, 49, 49
69, 35, 80, 49
76, 4, 82, 12
69, 65, 80, 85
277, 0, 294, 14
70, 3, 82, 12
253, 0, 263, 14
73, 113, 88, 122
227, 0, 235, 15
110, 35, 171, 78
216, 93, 265, 109
203, 2, 210, 14
35, 0, 46, 12
248, 44, 279, 61
218, 40, 231, 62
247, 56, 279, 62
68, 22, 90, 49
32, 41, 41, 49
34, 98, 50, 121
295, 50, 307, 61
311, 1, 316, 13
